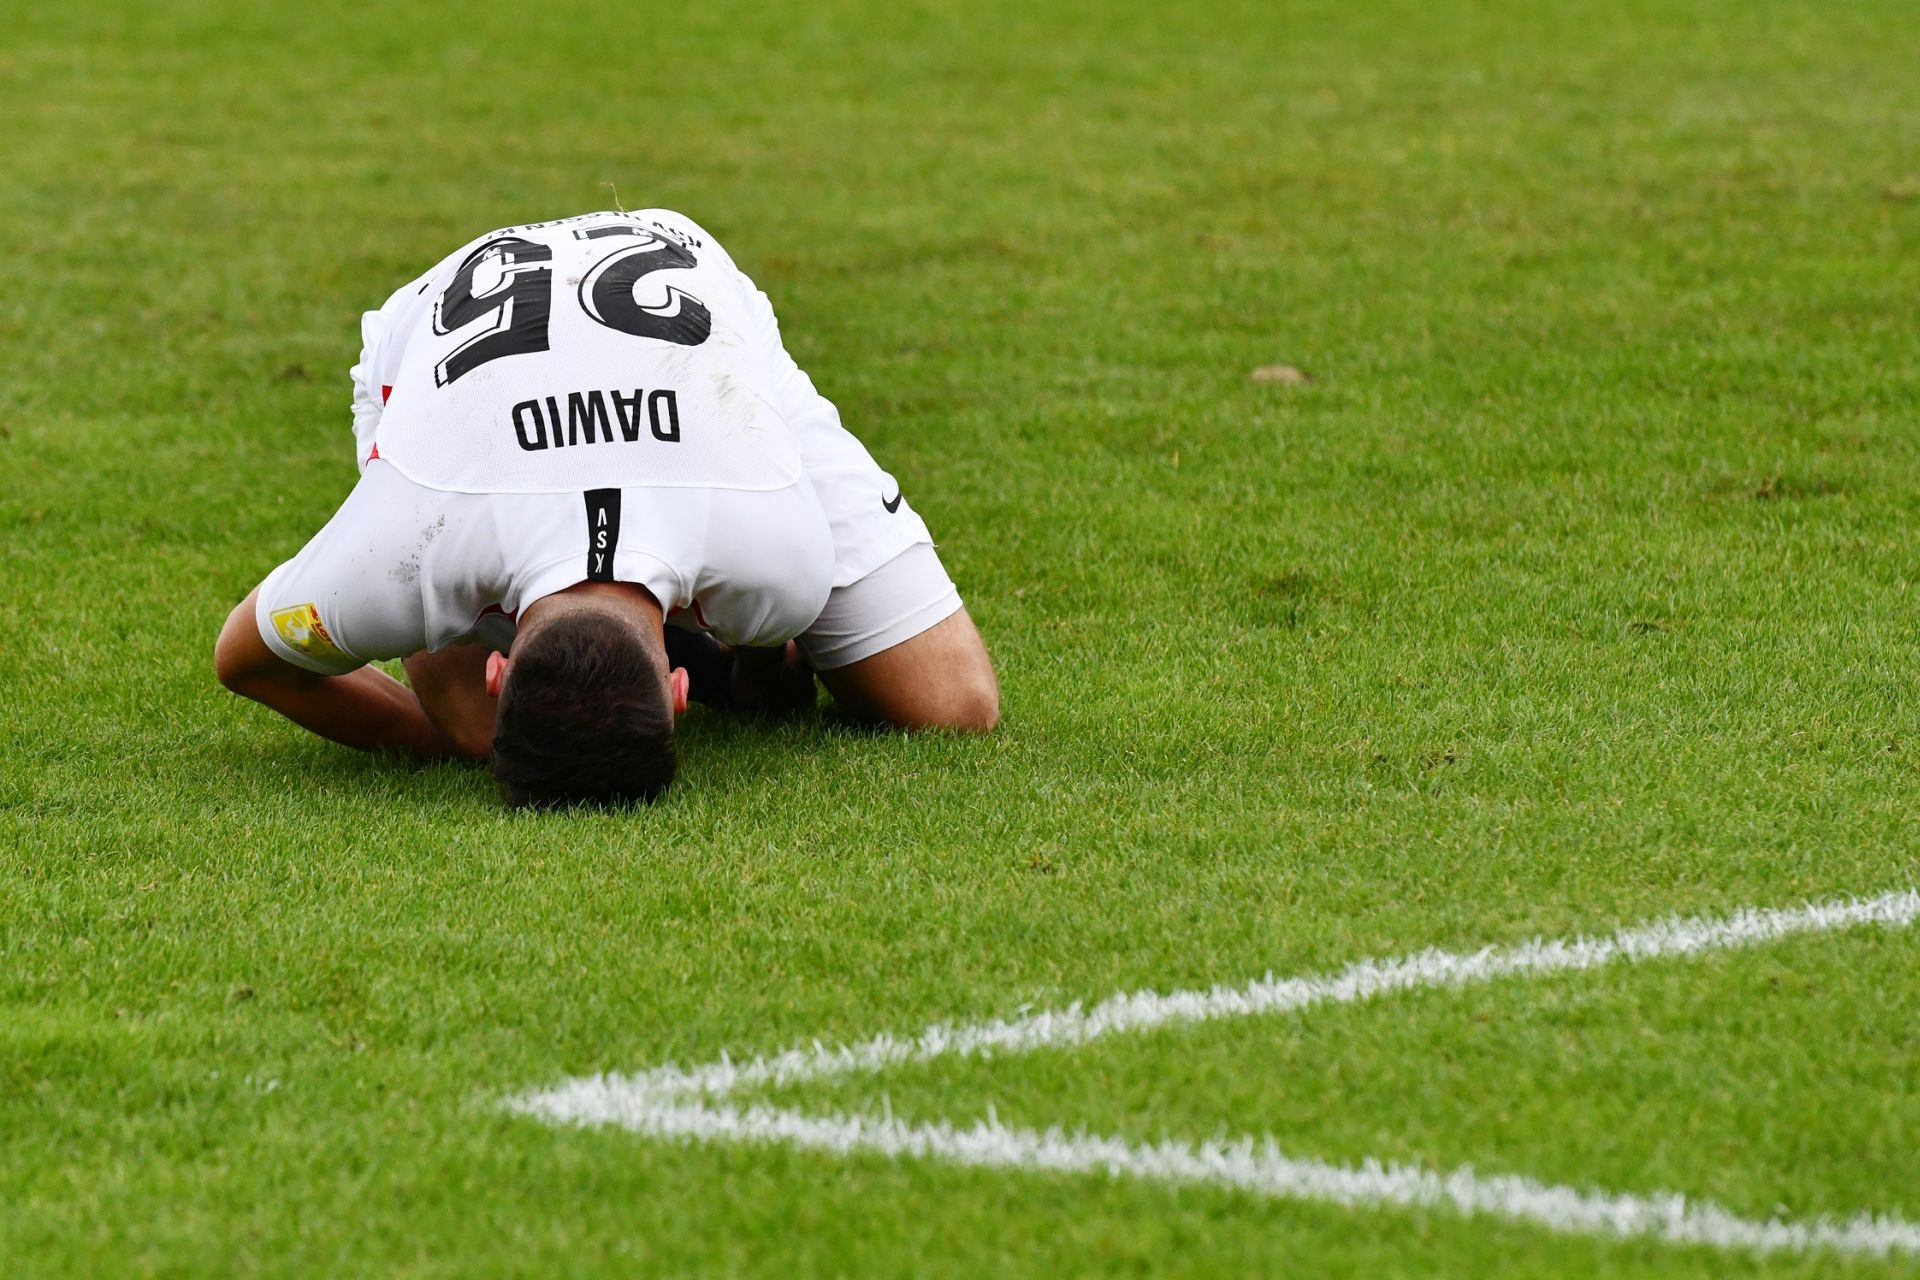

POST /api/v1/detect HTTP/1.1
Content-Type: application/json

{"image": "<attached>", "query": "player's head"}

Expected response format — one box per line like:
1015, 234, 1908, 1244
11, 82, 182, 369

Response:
486, 599, 690, 809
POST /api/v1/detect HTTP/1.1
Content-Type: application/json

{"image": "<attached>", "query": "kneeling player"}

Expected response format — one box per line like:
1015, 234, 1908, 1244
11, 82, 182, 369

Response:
215, 209, 997, 807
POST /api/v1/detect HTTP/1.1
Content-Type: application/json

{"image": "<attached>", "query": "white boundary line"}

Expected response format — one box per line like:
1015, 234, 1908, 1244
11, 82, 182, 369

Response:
508, 889, 1920, 1259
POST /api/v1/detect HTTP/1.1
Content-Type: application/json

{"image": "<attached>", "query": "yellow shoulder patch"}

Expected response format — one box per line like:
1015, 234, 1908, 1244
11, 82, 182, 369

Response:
269, 603, 344, 660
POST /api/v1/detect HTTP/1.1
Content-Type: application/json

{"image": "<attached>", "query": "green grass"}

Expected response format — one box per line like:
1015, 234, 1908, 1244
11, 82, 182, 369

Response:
4, 0, 1920, 1273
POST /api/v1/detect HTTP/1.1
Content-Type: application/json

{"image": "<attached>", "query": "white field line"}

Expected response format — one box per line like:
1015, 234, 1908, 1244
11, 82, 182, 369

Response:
512, 1100, 1920, 1260
530, 888, 1920, 1105
507, 888, 1920, 1258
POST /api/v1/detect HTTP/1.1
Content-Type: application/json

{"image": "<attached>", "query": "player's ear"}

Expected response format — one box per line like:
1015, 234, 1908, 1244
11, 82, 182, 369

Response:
486, 651, 508, 699
670, 666, 690, 715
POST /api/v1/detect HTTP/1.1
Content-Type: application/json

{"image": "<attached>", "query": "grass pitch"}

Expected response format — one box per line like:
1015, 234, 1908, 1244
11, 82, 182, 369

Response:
4, 0, 1920, 1274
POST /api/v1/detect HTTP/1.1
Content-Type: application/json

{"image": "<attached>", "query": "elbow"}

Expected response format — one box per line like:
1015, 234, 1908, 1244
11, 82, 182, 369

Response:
213, 596, 275, 696
214, 633, 252, 694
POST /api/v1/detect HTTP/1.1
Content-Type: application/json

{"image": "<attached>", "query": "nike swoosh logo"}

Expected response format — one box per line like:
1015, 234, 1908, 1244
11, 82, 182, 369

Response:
882, 492, 904, 513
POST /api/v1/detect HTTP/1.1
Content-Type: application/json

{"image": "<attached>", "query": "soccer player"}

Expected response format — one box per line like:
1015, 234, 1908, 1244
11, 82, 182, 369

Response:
214, 209, 998, 806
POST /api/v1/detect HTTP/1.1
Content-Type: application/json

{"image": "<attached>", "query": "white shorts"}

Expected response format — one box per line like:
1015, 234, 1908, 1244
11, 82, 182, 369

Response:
797, 542, 961, 671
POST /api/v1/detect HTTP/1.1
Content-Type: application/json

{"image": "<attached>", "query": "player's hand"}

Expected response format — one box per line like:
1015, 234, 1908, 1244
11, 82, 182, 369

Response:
729, 642, 817, 718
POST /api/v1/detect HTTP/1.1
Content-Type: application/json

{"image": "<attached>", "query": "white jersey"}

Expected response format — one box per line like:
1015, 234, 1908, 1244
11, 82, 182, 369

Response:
353, 210, 803, 495
350, 208, 934, 590
254, 209, 948, 676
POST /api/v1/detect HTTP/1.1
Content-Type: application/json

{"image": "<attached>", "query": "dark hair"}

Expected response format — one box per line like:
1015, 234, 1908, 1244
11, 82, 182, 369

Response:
491, 610, 675, 808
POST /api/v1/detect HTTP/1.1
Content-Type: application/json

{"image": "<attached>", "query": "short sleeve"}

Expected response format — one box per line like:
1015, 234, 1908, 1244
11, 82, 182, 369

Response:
691, 482, 836, 649
348, 270, 439, 471
735, 269, 837, 430
252, 464, 438, 674
348, 310, 387, 472
255, 562, 365, 675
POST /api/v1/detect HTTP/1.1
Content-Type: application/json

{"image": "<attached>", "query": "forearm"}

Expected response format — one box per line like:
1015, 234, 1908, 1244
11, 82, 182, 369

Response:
729, 642, 817, 716
660, 628, 816, 716
663, 626, 737, 708
229, 664, 463, 758
216, 588, 463, 759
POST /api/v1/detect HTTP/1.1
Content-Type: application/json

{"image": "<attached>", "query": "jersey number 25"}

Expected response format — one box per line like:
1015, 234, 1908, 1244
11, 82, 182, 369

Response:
430, 227, 712, 387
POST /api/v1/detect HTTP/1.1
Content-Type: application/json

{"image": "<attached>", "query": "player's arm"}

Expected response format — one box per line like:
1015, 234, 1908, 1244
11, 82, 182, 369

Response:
214, 588, 469, 759
728, 641, 817, 716
662, 626, 817, 717
399, 643, 498, 759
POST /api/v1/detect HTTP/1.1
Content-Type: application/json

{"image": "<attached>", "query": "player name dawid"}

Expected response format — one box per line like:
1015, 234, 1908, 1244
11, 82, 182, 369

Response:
510, 389, 681, 452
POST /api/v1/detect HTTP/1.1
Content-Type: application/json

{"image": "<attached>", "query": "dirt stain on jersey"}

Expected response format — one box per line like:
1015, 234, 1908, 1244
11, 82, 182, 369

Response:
392, 515, 446, 584
709, 369, 769, 437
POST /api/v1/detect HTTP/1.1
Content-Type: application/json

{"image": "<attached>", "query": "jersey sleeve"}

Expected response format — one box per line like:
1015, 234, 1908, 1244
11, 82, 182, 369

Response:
736, 265, 934, 589
348, 269, 441, 471
737, 270, 837, 431
348, 310, 387, 472
690, 482, 836, 649
252, 464, 439, 675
